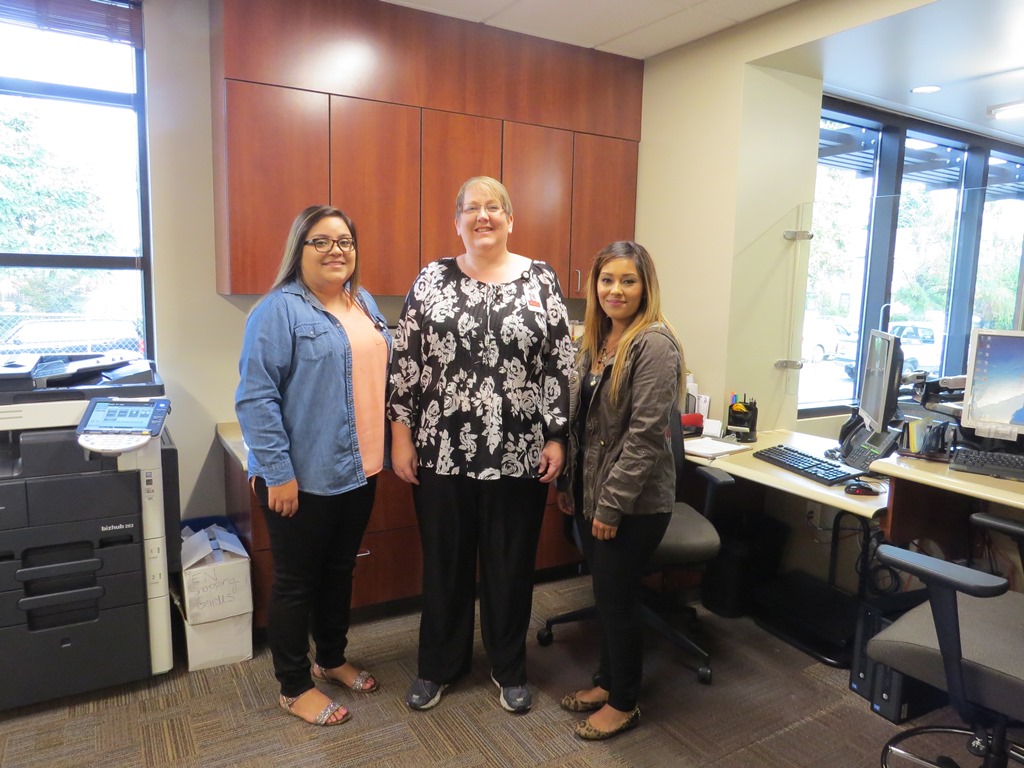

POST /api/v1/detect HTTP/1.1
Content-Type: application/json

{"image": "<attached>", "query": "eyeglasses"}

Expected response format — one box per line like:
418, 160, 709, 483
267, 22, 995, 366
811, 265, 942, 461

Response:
304, 237, 356, 253
460, 203, 504, 216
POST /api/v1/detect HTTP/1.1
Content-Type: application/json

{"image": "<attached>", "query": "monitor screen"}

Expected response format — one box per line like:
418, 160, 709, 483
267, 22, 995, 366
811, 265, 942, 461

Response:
961, 329, 1024, 440
858, 330, 904, 434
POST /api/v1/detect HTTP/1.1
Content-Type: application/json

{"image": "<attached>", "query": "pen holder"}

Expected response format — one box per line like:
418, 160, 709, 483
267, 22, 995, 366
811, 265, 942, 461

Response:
727, 401, 758, 443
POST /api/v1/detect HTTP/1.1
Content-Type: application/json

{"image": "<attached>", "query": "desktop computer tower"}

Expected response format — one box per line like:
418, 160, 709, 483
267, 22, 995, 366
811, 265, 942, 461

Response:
849, 594, 946, 723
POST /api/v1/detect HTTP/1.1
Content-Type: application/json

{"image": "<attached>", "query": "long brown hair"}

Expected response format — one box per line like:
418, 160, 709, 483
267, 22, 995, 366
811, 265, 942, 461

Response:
269, 205, 360, 296
580, 241, 684, 403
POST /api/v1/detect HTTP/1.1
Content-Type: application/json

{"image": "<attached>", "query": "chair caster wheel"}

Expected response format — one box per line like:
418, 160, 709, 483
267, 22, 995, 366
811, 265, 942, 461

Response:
536, 627, 553, 646
697, 665, 712, 685
934, 758, 959, 768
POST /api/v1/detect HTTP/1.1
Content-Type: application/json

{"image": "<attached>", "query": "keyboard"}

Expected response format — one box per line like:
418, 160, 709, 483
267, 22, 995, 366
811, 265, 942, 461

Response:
752, 444, 864, 486
949, 447, 1024, 482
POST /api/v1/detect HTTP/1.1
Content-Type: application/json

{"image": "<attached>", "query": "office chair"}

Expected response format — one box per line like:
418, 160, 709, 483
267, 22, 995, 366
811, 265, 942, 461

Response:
536, 407, 735, 684
867, 512, 1024, 768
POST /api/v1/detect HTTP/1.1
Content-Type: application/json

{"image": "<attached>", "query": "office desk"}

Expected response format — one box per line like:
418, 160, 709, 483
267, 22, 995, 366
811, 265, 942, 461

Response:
687, 430, 887, 666
870, 452, 1024, 560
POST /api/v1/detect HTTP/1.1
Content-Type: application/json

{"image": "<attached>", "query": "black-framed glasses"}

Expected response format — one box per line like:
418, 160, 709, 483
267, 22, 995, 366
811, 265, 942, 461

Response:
304, 237, 356, 253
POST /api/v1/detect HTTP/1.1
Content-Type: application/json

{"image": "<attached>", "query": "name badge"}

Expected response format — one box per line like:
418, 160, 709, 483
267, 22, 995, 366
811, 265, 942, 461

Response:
525, 285, 544, 313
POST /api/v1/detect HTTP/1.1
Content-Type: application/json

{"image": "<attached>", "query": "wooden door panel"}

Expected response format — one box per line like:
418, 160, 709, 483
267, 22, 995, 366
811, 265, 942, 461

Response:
221, 80, 329, 294
502, 121, 573, 289
569, 134, 639, 298
331, 97, 421, 296
421, 110, 502, 264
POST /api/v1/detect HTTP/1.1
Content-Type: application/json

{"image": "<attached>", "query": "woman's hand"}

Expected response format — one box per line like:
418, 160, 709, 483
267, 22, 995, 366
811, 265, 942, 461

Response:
556, 491, 574, 516
390, 422, 419, 485
268, 479, 299, 517
537, 439, 564, 483
591, 518, 618, 541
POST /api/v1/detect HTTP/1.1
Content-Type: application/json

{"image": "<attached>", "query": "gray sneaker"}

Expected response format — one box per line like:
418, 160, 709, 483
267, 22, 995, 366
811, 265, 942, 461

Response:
406, 678, 447, 710
491, 674, 532, 713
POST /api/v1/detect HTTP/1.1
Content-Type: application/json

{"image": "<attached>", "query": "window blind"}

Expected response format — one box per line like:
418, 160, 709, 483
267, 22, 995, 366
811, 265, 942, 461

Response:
0, 0, 142, 48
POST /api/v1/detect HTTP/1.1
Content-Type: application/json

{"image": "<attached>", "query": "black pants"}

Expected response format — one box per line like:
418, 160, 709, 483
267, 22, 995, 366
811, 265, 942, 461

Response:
575, 504, 671, 712
413, 468, 547, 686
256, 476, 376, 697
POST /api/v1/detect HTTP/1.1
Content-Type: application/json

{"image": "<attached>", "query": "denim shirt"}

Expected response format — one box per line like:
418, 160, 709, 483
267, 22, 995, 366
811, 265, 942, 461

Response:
235, 280, 391, 496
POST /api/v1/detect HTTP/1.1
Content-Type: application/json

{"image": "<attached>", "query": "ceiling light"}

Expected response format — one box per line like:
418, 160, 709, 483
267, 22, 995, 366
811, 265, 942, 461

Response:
987, 100, 1024, 121
911, 85, 941, 94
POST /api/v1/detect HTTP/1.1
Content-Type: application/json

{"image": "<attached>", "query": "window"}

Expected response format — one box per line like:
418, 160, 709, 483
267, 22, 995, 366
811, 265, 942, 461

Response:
799, 99, 1024, 415
0, 1, 150, 360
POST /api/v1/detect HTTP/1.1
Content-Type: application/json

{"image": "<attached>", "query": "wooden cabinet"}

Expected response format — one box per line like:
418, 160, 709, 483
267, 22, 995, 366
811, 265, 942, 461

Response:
568, 133, 639, 298
330, 96, 421, 296
351, 471, 422, 608
420, 110, 502, 264
211, 0, 642, 296
214, 80, 330, 295
501, 121, 573, 285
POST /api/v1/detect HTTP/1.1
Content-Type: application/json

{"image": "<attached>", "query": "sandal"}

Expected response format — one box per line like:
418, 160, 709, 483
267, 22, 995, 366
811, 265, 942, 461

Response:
279, 691, 351, 726
312, 663, 379, 693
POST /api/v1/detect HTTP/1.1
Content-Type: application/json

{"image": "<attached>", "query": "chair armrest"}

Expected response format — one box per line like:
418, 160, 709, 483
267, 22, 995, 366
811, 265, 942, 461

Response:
875, 544, 1008, 598
971, 511, 1024, 541
695, 465, 735, 488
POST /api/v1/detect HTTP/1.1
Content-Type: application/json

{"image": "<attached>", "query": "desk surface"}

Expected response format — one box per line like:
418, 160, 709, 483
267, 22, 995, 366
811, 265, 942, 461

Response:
687, 430, 887, 520
870, 452, 1024, 511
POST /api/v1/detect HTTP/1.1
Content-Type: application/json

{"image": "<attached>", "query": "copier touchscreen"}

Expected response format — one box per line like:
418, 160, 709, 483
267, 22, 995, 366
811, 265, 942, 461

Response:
76, 397, 171, 454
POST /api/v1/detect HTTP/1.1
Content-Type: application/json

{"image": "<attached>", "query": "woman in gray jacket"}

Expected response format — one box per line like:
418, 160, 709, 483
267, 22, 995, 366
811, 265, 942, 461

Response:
556, 241, 684, 740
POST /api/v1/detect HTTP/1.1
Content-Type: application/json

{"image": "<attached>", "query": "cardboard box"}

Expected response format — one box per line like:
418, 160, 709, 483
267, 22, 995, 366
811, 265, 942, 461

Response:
180, 522, 252, 624
172, 590, 252, 671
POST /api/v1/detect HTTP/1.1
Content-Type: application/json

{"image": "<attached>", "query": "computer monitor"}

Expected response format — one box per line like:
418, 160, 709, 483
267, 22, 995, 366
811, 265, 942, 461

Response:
961, 328, 1024, 441
858, 329, 904, 435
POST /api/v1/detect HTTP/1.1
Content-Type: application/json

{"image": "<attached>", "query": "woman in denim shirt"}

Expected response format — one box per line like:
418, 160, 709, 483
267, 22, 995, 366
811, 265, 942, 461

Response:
236, 205, 390, 727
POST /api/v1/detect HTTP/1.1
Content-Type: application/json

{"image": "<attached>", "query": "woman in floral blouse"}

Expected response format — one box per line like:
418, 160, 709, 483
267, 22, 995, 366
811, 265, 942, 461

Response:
387, 176, 574, 714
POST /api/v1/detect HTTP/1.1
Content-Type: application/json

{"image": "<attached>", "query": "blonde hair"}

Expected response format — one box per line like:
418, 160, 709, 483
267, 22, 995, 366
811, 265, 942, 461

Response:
580, 241, 684, 404
454, 176, 513, 219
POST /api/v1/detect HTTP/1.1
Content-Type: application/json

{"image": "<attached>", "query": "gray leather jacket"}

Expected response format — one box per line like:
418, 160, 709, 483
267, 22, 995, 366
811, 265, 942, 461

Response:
558, 324, 684, 527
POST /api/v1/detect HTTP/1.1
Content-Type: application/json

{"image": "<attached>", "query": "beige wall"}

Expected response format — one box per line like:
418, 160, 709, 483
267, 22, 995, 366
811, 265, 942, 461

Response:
639, 0, 931, 436
143, 0, 933, 520
146, 0, 250, 518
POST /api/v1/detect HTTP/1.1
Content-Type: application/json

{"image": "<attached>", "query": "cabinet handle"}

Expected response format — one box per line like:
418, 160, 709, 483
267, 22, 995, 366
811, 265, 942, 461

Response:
357, 548, 371, 558
574, 269, 581, 294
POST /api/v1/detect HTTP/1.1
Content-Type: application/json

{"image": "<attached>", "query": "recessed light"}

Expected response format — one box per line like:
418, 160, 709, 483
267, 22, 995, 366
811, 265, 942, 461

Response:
911, 85, 942, 95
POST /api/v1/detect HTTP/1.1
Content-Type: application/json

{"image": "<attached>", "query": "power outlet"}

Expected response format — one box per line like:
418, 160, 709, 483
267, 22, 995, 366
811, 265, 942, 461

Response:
806, 501, 824, 530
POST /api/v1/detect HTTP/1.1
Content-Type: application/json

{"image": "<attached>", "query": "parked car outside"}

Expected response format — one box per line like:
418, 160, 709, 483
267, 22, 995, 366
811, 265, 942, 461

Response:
0, 318, 144, 358
841, 321, 944, 379
801, 317, 854, 363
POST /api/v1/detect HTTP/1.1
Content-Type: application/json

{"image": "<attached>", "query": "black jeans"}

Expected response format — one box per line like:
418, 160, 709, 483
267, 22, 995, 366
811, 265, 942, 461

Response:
413, 468, 547, 686
256, 476, 376, 697
575, 504, 671, 712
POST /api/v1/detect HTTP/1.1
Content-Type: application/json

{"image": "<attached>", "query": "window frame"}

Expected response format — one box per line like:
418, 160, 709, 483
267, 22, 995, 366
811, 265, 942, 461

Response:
0, 24, 153, 358
798, 97, 1024, 420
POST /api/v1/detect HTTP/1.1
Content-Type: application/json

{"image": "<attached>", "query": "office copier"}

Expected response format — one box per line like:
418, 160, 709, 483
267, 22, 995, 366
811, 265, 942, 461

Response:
0, 354, 177, 710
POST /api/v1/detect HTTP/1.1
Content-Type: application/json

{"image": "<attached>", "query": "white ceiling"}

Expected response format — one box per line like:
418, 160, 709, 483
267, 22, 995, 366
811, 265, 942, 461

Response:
381, 0, 1024, 146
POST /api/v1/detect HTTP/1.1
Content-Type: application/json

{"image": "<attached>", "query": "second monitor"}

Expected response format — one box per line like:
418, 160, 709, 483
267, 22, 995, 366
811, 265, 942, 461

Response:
841, 329, 904, 470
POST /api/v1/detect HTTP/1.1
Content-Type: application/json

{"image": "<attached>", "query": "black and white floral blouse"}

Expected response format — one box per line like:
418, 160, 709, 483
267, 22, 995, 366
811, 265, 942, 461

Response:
387, 257, 574, 480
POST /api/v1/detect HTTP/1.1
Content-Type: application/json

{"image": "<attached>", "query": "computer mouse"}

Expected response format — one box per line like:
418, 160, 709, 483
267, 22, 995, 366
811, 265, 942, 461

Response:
844, 481, 879, 496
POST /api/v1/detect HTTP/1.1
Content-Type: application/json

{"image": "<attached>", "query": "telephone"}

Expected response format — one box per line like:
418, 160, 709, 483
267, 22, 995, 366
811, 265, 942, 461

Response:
840, 424, 901, 471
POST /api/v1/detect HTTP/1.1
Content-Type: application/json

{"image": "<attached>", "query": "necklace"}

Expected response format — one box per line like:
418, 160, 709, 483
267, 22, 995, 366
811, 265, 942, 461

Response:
589, 336, 620, 386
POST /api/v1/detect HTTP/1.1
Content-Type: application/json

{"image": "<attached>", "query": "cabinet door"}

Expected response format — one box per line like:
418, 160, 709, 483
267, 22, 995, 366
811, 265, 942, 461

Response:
502, 121, 573, 289
568, 134, 639, 298
331, 96, 421, 296
219, 81, 330, 294
421, 110, 502, 264
365, 470, 416, 534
